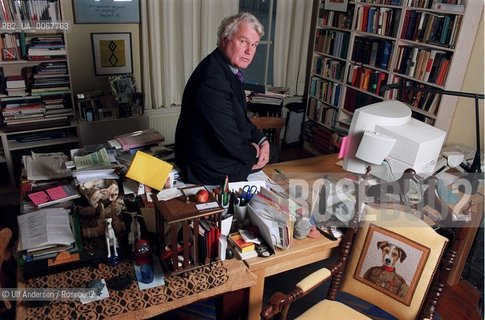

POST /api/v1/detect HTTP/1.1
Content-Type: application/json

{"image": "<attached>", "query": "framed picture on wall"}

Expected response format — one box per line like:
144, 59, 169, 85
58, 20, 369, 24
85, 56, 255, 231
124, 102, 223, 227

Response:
73, 0, 140, 24
324, 0, 349, 12
91, 33, 133, 76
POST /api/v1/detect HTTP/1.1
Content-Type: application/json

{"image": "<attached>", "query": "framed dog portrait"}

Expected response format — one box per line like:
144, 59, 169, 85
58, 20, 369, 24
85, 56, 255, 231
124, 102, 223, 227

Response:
354, 224, 430, 306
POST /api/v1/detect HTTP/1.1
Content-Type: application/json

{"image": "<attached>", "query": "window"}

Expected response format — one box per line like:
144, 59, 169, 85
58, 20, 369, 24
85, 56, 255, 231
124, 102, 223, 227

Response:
239, 0, 277, 87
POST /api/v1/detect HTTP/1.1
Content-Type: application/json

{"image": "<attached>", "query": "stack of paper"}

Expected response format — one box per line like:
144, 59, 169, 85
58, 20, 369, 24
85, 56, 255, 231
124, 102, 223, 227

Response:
17, 208, 75, 255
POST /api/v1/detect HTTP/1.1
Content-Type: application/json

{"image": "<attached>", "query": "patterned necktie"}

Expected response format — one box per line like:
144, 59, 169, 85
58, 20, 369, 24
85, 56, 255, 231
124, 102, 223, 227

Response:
235, 70, 243, 82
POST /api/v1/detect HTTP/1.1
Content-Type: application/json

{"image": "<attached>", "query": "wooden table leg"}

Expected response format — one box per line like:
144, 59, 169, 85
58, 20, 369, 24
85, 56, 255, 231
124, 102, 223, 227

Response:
248, 269, 265, 320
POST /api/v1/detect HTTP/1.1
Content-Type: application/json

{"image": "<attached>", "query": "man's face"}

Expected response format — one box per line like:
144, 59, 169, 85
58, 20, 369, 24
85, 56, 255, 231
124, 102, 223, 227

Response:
221, 21, 260, 69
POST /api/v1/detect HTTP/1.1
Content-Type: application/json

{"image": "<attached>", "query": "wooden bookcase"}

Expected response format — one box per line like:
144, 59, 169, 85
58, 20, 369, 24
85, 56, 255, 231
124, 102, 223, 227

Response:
0, 0, 78, 196
304, 0, 483, 155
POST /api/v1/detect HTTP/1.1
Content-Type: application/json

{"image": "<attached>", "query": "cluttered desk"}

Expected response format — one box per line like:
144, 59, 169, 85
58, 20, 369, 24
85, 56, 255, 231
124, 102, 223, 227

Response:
14, 129, 257, 320
12, 125, 483, 320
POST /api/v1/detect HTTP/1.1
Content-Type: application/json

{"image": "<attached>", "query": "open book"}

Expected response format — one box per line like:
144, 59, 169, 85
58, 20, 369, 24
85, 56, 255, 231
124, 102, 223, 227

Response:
17, 208, 75, 253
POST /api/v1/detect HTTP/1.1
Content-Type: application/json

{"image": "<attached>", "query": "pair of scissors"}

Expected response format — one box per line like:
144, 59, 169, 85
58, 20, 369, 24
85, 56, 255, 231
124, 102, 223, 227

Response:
241, 185, 257, 202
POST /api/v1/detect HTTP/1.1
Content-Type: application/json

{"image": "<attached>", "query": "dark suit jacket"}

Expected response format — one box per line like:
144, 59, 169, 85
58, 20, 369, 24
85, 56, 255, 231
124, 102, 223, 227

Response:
175, 48, 265, 184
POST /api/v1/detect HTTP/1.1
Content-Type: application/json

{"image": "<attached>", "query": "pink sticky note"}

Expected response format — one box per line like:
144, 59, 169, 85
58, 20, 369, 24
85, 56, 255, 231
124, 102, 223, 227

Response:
46, 186, 68, 200
28, 191, 51, 206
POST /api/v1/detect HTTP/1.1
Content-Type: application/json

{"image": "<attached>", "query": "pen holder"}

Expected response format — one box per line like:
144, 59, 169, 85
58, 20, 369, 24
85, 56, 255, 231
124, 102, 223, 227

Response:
233, 203, 247, 221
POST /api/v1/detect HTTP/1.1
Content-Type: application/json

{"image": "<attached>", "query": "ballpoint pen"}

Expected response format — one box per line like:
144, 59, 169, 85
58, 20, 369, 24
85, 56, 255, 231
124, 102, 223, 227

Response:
274, 168, 289, 183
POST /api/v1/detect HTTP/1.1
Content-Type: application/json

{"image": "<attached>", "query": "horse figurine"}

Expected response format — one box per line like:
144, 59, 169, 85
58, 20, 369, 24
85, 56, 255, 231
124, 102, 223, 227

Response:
105, 218, 118, 259
128, 212, 141, 251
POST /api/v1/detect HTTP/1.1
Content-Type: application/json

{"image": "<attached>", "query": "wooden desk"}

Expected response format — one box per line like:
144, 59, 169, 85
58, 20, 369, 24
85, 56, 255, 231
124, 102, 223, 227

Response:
246, 153, 483, 319
244, 154, 343, 320
17, 255, 256, 319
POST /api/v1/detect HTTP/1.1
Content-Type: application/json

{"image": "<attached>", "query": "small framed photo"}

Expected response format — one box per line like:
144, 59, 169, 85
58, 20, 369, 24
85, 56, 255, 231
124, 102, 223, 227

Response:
324, 0, 349, 12
109, 74, 135, 104
354, 224, 430, 306
2, 48, 18, 61
131, 92, 145, 116
91, 33, 133, 75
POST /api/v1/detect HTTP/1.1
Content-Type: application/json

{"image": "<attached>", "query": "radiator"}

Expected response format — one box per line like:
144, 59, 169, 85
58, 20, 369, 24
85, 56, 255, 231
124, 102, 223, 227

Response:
145, 106, 181, 144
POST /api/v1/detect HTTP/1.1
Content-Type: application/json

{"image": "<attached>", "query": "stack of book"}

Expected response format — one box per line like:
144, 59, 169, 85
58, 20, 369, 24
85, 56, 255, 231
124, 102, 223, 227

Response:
27, 183, 80, 209
5, 75, 27, 96
228, 231, 257, 260
28, 35, 66, 60
31, 62, 69, 93
17, 207, 78, 261
0, 95, 69, 132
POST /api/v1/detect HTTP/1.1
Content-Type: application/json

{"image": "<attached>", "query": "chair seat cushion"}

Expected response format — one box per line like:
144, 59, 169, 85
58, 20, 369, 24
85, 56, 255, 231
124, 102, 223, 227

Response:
295, 299, 372, 320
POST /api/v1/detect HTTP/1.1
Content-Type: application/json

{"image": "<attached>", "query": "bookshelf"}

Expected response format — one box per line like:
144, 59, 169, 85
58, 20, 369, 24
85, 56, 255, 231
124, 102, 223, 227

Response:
0, 0, 78, 195
303, 0, 483, 155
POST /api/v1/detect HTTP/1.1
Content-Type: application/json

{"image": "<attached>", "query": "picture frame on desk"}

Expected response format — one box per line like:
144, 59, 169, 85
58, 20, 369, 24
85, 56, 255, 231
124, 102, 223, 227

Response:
91, 33, 133, 75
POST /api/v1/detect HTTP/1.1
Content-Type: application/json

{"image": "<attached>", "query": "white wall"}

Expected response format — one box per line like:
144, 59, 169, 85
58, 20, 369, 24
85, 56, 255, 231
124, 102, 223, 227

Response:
61, 1, 141, 96
446, 13, 484, 151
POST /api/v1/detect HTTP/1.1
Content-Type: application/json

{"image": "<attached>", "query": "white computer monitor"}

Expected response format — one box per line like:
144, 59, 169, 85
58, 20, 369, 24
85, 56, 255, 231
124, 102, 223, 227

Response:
342, 100, 446, 181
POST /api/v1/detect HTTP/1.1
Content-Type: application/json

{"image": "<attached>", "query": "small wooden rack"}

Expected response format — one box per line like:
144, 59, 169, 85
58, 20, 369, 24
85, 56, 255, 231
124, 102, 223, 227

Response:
154, 194, 224, 274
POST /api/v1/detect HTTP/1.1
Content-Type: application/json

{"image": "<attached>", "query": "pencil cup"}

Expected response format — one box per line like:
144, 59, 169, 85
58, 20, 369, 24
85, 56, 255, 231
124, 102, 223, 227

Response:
233, 204, 247, 221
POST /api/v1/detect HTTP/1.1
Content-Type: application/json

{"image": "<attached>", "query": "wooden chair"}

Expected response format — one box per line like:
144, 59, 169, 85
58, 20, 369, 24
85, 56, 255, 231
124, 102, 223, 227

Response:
0, 228, 12, 312
261, 198, 466, 320
251, 116, 286, 160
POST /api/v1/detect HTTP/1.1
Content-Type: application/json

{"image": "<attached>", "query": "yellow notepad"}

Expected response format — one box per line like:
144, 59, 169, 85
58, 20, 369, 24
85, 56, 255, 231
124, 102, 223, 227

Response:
126, 151, 173, 190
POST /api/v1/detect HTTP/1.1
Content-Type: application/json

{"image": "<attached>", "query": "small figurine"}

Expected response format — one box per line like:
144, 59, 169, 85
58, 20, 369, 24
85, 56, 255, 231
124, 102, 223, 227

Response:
105, 218, 119, 264
128, 212, 141, 251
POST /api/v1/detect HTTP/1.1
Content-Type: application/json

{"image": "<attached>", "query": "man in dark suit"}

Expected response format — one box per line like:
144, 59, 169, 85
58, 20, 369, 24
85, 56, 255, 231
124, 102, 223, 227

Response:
175, 13, 271, 184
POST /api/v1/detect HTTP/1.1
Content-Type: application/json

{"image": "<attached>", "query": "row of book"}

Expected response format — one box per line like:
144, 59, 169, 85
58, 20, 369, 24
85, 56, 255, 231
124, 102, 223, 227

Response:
354, 6, 401, 38
342, 88, 381, 114
1, 94, 71, 131
394, 46, 451, 85
361, 0, 401, 4
306, 98, 337, 129
0, 0, 60, 23
389, 78, 442, 115
0, 33, 66, 62
318, 6, 353, 30
351, 37, 393, 70
347, 65, 389, 96
401, 10, 462, 48
303, 121, 336, 154
314, 29, 349, 59
312, 56, 345, 82
309, 78, 343, 108
407, 0, 464, 10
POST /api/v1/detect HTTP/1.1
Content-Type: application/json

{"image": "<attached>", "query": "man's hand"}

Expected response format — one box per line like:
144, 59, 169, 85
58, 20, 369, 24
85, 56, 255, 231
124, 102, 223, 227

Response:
252, 140, 270, 170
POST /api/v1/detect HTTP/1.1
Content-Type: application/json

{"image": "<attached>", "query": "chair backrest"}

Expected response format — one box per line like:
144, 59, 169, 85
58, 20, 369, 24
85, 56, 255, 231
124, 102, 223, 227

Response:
250, 116, 286, 146
337, 205, 449, 320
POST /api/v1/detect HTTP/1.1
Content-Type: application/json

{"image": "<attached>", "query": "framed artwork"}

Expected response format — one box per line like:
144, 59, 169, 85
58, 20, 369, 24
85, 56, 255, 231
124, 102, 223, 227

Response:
73, 0, 140, 24
324, 0, 349, 12
354, 224, 430, 306
109, 74, 135, 103
91, 33, 133, 75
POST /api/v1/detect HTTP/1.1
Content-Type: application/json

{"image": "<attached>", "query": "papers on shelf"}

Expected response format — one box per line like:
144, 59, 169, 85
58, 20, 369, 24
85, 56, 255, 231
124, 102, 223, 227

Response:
114, 129, 165, 151
17, 208, 75, 252
24, 152, 72, 181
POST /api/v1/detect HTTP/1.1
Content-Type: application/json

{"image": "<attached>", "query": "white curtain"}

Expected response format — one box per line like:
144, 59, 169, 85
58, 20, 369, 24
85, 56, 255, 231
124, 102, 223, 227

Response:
140, 0, 238, 108
273, 0, 314, 96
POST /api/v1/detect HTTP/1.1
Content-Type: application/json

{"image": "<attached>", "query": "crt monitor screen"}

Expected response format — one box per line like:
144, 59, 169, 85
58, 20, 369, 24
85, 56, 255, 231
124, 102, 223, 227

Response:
341, 100, 446, 181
